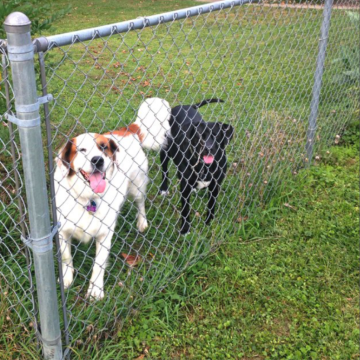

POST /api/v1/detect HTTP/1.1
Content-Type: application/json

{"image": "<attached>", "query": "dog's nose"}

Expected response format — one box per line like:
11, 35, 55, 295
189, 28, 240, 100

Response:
91, 156, 104, 169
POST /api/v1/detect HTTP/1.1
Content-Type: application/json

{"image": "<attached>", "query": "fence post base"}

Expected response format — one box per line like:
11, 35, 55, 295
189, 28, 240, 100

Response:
306, 0, 334, 166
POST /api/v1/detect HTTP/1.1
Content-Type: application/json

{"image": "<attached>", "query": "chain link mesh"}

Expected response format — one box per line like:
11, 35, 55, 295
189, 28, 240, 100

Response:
0, 51, 39, 338
1, 0, 359, 355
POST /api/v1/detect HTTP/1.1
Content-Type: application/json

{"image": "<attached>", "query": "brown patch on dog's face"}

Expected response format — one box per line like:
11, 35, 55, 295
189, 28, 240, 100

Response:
61, 138, 77, 176
94, 134, 119, 160
104, 124, 144, 143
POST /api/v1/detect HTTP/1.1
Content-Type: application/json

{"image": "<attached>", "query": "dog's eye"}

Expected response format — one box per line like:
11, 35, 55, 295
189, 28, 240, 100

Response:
100, 143, 108, 151
79, 148, 86, 153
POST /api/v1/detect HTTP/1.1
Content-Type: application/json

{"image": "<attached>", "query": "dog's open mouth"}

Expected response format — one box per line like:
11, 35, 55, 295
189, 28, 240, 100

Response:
203, 155, 214, 164
80, 169, 106, 193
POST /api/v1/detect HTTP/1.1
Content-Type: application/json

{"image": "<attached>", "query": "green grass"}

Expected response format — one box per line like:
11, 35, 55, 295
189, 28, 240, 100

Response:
0, 0, 359, 358
1, 117, 358, 360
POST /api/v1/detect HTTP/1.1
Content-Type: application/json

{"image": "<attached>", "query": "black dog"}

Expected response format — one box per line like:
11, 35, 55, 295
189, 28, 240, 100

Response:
159, 99, 234, 234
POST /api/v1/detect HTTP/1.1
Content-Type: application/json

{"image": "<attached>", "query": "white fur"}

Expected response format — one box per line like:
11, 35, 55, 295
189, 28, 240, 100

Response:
135, 97, 171, 151
196, 181, 211, 190
55, 98, 171, 300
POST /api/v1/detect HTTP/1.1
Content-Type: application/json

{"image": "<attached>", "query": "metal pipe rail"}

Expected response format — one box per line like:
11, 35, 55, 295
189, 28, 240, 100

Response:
32, 0, 260, 52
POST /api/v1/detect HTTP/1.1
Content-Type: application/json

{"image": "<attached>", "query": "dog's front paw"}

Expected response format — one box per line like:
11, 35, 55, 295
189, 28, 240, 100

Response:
159, 190, 169, 196
62, 266, 74, 289
86, 283, 104, 301
137, 216, 148, 233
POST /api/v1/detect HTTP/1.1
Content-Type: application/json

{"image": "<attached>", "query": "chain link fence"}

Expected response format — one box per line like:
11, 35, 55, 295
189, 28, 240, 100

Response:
0, 49, 40, 340
0, 0, 359, 358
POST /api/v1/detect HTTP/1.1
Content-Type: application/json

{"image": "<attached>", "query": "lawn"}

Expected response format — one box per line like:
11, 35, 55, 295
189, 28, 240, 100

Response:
0, 0, 358, 359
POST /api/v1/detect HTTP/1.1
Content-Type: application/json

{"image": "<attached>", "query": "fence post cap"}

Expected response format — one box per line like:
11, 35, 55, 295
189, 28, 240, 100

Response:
4, 12, 31, 33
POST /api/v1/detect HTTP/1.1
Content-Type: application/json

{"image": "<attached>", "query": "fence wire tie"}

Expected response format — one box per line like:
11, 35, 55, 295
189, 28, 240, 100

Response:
4, 113, 40, 128
21, 222, 60, 253
4, 94, 53, 128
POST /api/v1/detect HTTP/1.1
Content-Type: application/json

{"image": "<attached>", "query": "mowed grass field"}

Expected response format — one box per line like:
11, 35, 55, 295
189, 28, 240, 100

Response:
0, 0, 359, 359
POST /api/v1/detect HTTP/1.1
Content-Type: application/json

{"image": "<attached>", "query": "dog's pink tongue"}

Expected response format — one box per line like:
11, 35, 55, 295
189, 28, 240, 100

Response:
89, 173, 106, 193
203, 155, 214, 164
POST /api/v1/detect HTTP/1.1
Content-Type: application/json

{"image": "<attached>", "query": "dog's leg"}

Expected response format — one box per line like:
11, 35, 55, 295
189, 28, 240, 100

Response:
135, 193, 148, 232
86, 232, 112, 300
206, 181, 220, 225
59, 232, 74, 289
180, 178, 193, 235
129, 174, 149, 232
159, 148, 170, 196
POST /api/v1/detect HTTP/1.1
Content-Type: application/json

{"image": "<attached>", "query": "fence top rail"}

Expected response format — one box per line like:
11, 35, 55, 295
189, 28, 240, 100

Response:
27, 0, 258, 53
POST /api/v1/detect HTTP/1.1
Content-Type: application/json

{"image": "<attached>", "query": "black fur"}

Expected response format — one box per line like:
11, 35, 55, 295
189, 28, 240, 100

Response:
191, 98, 225, 109
160, 98, 234, 234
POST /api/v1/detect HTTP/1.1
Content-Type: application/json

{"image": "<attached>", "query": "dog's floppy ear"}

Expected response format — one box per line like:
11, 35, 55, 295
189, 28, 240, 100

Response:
219, 123, 234, 147
56, 138, 77, 177
208, 122, 234, 148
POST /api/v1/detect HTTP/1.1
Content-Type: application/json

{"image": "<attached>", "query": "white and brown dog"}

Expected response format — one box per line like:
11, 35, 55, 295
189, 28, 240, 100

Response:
55, 98, 171, 300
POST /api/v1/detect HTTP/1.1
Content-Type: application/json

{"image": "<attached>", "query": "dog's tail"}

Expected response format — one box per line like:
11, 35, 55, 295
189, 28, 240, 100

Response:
135, 97, 171, 151
191, 98, 224, 109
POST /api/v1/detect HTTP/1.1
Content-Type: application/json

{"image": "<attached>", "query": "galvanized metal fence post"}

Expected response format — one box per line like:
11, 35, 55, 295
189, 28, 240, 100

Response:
305, 0, 334, 166
4, 12, 62, 359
